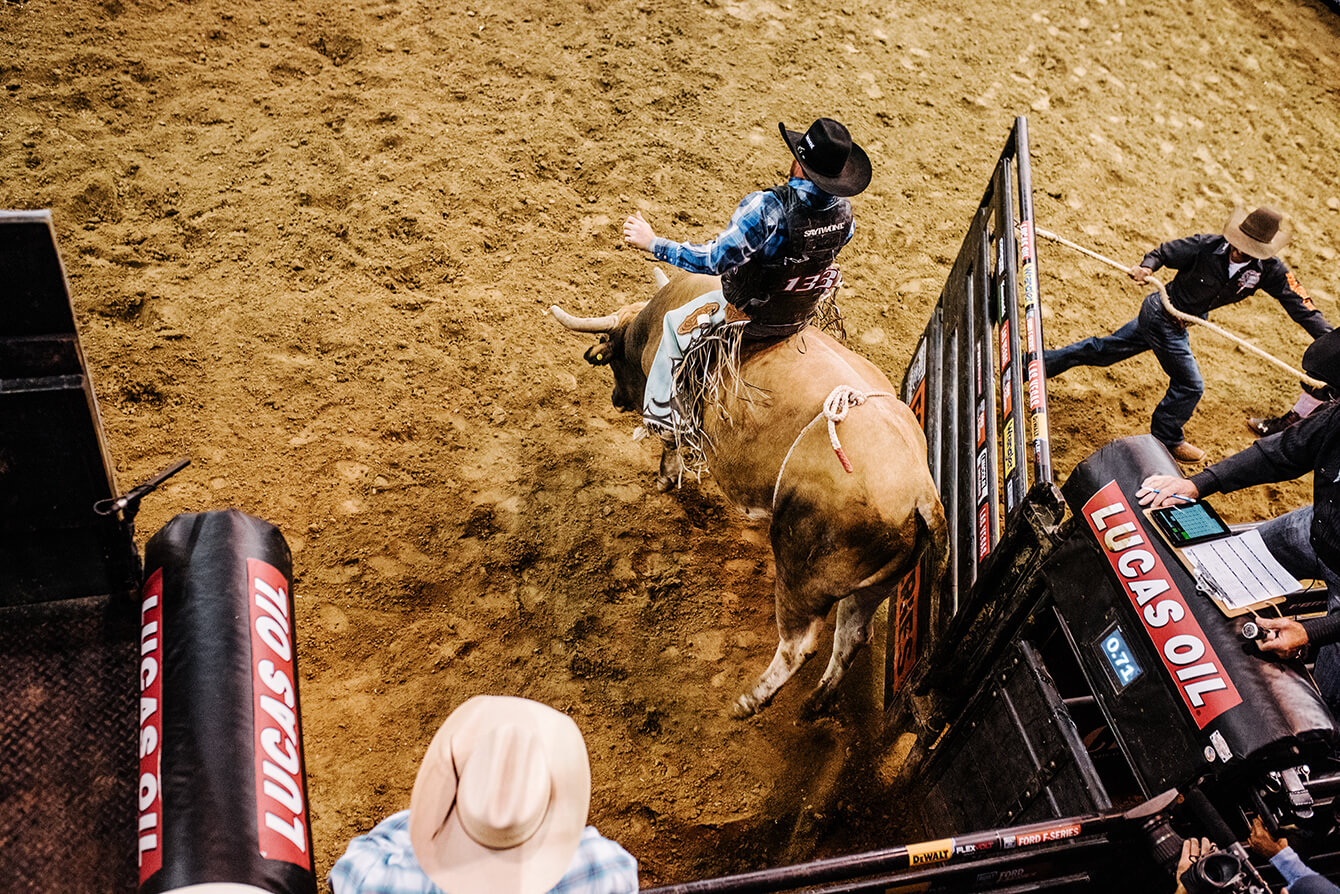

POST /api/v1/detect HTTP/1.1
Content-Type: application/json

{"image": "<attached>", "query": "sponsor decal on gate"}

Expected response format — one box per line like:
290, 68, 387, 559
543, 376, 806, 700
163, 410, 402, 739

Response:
249, 559, 312, 869
1019, 220, 1035, 261
1016, 823, 1081, 846
908, 376, 926, 433
909, 339, 927, 396
1022, 274, 1039, 354
888, 374, 927, 699
1081, 481, 1241, 727
907, 837, 955, 866
138, 570, 165, 883
955, 839, 998, 857
977, 502, 991, 562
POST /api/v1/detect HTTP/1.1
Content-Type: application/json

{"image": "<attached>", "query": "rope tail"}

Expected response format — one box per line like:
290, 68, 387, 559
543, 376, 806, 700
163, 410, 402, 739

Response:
772, 386, 895, 510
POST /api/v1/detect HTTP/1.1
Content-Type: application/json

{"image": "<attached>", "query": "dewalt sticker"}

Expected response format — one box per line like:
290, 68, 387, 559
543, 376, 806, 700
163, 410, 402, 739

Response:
907, 838, 955, 867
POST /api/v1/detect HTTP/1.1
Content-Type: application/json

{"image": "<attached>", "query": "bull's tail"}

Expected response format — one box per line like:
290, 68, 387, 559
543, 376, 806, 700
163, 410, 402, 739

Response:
845, 496, 950, 593
915, 497, 950, 601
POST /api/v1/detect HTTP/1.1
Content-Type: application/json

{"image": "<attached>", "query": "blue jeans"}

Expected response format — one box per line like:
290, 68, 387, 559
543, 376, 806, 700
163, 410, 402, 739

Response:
1044, 291, 1204, 448
1258, 506, 1340, 712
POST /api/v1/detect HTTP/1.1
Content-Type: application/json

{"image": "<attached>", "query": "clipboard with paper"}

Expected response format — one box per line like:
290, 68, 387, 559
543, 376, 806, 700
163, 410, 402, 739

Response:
1143, 507, 1302, 617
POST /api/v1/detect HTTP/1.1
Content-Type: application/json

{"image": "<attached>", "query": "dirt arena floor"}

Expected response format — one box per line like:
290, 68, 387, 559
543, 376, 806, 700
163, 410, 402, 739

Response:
4, 0, 1340, 884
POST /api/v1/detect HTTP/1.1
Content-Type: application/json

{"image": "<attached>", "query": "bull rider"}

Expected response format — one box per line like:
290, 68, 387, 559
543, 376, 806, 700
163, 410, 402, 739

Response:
620, 116, 871, 455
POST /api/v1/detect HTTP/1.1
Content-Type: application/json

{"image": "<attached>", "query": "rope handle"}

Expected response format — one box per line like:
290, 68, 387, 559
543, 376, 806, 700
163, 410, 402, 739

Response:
1035, 227, 1326, 391
772, 386, 894, 509
823, 386, 870, 472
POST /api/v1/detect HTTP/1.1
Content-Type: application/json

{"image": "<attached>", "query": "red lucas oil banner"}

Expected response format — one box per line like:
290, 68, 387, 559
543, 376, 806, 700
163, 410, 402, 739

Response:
249, 558, 312, 870
1081, 481, 1241, 728
139, 569, 165, 884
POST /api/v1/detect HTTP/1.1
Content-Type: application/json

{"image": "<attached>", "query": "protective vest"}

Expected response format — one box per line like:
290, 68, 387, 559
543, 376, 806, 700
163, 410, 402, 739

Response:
721, 185, 852, 339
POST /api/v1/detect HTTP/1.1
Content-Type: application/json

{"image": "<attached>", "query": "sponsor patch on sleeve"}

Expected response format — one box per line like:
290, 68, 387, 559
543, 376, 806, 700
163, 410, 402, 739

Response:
1286, 270, 1312, 301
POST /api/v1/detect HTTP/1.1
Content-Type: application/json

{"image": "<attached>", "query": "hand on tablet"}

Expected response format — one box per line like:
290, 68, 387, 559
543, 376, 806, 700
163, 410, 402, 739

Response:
1137, 475, 1199, 509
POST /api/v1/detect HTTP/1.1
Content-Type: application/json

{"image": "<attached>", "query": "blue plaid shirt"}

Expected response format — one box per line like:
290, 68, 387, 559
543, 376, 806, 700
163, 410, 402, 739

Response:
650, 178, 853, 274
1271, 846, 1335, 890
328, 812, 639, 894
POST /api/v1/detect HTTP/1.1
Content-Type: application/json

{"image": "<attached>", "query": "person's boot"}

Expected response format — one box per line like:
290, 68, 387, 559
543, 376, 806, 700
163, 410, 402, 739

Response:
656, 437, 684, 492
1246, 409, 1301, 438
1170, 441, 1205, 463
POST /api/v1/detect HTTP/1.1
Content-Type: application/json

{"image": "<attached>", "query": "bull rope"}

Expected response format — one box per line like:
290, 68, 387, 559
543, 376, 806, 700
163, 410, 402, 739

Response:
1035, 227, 1326, 390
772, 386, 894, 510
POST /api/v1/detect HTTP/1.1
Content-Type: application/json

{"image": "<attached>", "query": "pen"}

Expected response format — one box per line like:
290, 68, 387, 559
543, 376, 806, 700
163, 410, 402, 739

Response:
1146, 489, 1197, 503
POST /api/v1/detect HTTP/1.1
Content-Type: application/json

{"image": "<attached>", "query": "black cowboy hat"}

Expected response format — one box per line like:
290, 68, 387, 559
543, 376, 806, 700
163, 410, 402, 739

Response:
1303, 329, 1340, 390
779, 118, 871, 198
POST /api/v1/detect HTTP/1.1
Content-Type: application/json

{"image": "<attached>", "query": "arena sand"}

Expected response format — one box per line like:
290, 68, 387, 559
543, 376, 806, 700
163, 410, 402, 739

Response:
3, 0, 1340, 883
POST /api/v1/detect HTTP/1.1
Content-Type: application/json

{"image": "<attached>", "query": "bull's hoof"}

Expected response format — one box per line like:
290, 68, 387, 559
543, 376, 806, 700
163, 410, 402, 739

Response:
731, 694, 759, 719
656, 474, 679, 492
800, 688, 835, 718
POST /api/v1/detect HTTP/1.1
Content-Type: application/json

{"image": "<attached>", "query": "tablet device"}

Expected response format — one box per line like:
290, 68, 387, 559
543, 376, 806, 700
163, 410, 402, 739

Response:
1147, 501, 1232, 547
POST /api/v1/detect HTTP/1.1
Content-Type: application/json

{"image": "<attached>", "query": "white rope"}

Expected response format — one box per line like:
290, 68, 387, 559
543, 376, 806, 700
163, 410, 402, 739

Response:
772, 386, 895, 510
1035, 227, 1326, 390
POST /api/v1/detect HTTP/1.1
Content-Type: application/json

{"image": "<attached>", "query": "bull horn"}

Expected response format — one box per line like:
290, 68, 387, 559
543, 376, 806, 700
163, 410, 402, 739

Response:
653, 267, 669, 289
549, 304, 620, 333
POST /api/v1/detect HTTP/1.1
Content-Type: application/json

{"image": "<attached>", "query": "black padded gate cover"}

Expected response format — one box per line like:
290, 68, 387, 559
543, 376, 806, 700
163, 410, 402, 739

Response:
140, 510, 316, 894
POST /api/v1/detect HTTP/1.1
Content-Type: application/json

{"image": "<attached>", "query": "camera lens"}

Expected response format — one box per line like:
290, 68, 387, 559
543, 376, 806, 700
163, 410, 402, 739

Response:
1143, 818, 1183, 873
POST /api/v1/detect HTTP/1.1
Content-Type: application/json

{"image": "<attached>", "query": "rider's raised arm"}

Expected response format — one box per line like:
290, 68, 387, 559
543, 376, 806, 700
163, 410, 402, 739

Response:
647, 189, 783, 275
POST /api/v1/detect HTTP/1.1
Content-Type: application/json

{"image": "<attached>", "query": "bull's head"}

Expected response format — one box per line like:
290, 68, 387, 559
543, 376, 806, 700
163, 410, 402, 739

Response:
551, 269, 718, 415
549, 301, 652, 412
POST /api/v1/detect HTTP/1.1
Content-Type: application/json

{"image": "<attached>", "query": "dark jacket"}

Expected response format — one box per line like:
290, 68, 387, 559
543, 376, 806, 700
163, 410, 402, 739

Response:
1191, 402, 1340, 645
1190, 401, 1340, 571
1141, 234, 1331, 338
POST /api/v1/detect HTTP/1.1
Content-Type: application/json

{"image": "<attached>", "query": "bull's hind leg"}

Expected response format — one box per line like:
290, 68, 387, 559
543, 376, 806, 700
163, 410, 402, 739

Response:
732, 614, 825, 718
802, 585, 889, 717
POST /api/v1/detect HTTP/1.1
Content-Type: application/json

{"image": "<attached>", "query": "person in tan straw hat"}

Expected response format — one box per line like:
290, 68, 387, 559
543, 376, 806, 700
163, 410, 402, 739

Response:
1045, 205, 1331, 464
328, 696, 638, 894
620, 116, 871, 446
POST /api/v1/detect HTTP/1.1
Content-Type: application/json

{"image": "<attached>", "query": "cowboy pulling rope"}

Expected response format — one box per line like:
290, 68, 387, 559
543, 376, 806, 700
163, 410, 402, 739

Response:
772, 385, 894, 509
1036, 226, 1327, 391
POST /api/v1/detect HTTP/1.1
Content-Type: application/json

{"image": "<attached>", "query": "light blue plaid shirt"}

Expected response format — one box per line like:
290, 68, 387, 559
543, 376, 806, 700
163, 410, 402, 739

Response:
328, 812, 638, 894
650, 178, 852, 275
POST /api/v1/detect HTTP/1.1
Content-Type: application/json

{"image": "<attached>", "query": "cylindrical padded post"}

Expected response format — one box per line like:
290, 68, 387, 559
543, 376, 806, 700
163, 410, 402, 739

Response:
138, 510, 316, 894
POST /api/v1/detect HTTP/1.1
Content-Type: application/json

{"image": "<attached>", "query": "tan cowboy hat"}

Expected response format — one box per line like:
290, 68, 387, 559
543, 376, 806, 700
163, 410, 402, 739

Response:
409, 696, 591, 894
1223, 205, 1291, 259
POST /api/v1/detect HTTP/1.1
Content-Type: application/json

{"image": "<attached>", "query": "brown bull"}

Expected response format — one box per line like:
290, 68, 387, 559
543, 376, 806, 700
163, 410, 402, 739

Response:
552, 270, 948, 717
